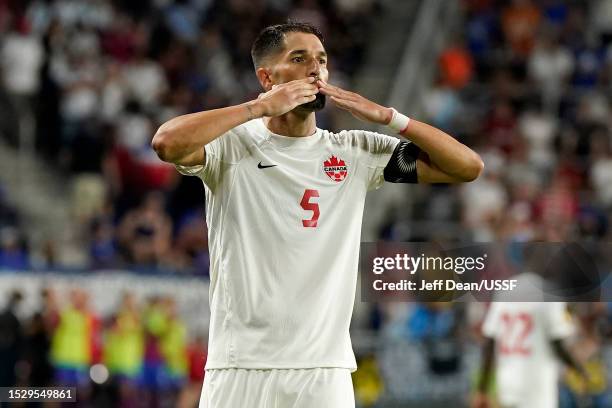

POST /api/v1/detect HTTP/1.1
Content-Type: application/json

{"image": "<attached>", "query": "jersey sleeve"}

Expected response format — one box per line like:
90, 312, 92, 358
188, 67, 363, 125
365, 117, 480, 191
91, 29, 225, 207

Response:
544, 302, 575, 340
175, 125, 250, 191
359, 131, 401, 190
481, 303, 501, 339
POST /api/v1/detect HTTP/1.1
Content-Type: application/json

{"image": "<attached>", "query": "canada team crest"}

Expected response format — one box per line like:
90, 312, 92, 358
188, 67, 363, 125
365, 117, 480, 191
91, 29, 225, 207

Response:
323, 155, 348, 182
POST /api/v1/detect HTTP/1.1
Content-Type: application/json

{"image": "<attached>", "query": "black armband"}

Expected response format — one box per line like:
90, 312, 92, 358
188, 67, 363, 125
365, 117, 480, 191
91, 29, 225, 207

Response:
383, 141, 421, 184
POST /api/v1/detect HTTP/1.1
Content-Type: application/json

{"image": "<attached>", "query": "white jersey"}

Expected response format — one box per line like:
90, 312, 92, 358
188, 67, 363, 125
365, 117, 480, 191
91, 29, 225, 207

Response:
482, 302, 574, 408
178, 118, 399, 371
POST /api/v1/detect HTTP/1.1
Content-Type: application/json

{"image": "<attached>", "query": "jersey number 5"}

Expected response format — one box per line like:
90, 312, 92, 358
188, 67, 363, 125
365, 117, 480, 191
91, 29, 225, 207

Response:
300, 189, 320, 228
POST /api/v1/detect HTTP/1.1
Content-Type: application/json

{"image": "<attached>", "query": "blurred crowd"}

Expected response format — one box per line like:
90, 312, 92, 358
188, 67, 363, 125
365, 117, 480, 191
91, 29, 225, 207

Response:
386, 0, 612, 244
0, 287, 206, 408
0, 0, 380, 272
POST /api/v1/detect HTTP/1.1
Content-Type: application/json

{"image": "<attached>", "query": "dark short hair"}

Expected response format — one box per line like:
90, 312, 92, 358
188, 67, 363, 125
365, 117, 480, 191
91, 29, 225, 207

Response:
251, 21, 324, 68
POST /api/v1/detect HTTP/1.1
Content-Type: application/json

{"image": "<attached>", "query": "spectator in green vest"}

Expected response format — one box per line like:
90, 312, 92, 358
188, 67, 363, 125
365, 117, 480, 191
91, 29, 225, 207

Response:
50, 289, 91, 387
159, 297, 188, 387
104, 292, 144, 379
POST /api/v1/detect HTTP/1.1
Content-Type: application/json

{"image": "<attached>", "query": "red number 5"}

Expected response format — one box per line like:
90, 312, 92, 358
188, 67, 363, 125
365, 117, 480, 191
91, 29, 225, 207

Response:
300, 189, 320, 227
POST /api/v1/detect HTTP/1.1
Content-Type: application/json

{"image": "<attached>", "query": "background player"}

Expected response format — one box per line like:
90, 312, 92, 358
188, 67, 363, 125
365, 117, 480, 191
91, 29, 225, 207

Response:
473, 302, 586, 408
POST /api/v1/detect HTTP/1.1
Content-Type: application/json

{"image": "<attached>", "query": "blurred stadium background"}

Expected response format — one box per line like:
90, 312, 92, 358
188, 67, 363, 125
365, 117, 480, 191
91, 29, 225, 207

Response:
1, 0, 612, 406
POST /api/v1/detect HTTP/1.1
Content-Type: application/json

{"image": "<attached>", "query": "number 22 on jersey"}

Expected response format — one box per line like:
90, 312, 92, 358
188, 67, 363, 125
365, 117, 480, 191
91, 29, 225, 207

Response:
499, 312, 534, 356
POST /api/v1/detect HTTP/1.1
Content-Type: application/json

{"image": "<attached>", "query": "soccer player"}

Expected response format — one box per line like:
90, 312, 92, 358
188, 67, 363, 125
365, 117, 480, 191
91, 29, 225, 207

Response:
152, 21, 483, 408
473, 302, 585, 408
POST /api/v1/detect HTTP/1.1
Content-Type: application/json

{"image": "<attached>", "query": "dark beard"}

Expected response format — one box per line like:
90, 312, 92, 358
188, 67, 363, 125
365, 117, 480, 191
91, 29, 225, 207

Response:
298, 93, 326, 112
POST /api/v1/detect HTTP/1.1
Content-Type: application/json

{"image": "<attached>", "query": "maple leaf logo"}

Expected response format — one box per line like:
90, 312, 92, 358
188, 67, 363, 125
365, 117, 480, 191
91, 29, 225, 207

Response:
323, 155, 348, 182
324, 155, 345, 168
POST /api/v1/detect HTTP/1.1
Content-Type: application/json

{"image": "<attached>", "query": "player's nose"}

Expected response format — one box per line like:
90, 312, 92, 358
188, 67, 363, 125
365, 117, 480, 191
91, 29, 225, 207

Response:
307, 58, 321, 78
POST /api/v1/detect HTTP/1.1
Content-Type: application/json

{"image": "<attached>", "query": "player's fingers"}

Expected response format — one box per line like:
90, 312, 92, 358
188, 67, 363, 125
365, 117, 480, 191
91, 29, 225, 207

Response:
319, 80, 343, 93
337, 98, 360, 112
316, 80, 332, 90
295, 92, 318, 104
330, 96, 352, 110
319, 85, 354, 100
291, 88, 318, 100
297, 84, 319, 93
298, 85, 319, 95
318, 86, 340, 97
287, 77, 316, 87
322, 82, 358, 100
327, 86, 358, 101
290, 82, 319, 93
329, 94, 352, 105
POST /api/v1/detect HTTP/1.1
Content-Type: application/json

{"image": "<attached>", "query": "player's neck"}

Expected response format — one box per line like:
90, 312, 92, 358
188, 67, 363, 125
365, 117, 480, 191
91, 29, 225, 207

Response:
264, 111, 316, 137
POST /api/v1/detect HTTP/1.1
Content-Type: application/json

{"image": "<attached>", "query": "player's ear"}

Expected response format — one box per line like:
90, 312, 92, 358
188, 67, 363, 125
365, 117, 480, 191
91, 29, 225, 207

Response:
256, 67, 273, 92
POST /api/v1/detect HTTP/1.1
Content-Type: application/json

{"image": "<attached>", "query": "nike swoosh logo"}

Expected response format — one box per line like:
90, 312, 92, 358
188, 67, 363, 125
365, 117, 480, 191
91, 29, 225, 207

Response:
258, 162, 277, 169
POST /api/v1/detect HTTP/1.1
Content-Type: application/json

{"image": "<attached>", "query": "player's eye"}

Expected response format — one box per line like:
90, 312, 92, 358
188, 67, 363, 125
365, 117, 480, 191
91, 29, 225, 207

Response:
319, 59, 327, 64
292, 57, 304, 63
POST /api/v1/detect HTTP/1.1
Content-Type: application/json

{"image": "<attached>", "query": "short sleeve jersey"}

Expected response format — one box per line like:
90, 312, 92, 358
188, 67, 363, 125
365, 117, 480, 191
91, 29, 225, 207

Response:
482, 302, 574, 408
178, 118, 399, 371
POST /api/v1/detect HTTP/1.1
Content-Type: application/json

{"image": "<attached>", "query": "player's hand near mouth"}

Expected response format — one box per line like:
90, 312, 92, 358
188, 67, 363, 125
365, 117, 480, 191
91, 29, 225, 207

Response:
317, 79, 392, 125
253, 77, 320, 117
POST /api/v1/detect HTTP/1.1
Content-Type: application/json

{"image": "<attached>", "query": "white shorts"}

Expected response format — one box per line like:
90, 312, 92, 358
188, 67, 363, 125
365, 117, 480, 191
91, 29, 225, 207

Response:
198, 368, 355, 408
